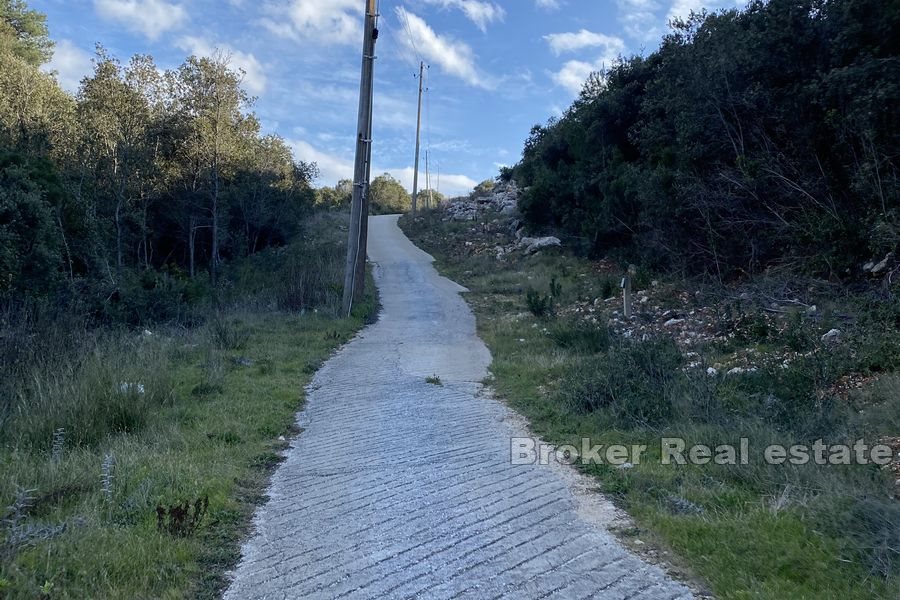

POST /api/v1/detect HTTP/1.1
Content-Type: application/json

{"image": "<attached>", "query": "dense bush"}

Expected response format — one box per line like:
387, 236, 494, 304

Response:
513, 0, 899, 279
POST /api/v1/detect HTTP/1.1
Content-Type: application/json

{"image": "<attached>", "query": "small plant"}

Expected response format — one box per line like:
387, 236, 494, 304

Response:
101, 453, 116, 501
156, 496, 209, 537
211, 318, 250, 351
525, 289, 553, 317
50, 428, 65, 465
558, 337, 683, 427
549, 319, 611, 353
425, 375, 442, 386
2, 486, 36, 560
549, 276, 562, 299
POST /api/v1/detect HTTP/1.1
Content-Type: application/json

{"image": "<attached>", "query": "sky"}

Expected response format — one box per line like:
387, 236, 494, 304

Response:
37, 0, 744, 197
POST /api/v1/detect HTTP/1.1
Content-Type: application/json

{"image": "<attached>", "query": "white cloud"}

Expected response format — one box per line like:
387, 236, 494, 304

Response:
176, 37, 267, 95
43, 39, 93, 93
421, 0, 505, 33
536, 0, 561, 10
543, 29, 626, 56
261, 0, 360, 46
93, 0, 187, 40
616, 0, 664, 42
389, 166, 477, 198
551, 60, 598, 95
394, 7, 491, 89
288, 140, 476, 197
544, 30, 625, 95
289, 139, 354, 186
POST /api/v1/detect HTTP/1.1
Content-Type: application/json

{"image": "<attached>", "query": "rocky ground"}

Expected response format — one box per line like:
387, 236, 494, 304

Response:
427, 182, 900, 492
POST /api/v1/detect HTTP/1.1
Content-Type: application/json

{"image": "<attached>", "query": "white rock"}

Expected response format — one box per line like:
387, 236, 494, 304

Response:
664, 318, 684, 327
821, 328, 842, 343
871, 253, 894, 274
518, 236, 562, 254
707, 367, 719, 377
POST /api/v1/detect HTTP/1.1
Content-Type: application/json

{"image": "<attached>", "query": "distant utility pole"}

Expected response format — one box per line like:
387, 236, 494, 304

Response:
342, 0, 378, 317
411, 61, 424, 215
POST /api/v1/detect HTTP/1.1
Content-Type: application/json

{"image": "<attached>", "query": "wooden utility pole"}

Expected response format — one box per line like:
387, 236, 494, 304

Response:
342, 0, 378, 317
354, 29, 377, 305
411, 61, 424, 215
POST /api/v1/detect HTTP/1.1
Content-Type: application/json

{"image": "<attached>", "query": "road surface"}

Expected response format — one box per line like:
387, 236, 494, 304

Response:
224, 215, 693, 599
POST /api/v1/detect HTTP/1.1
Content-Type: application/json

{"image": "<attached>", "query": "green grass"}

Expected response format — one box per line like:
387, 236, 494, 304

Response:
400, 209, 900, 600
0, 211, 378, 598
0, 308, 374, 599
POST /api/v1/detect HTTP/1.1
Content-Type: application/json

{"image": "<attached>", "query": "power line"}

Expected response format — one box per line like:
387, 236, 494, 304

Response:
398, 3, 425, 66
377, 2, 419, 69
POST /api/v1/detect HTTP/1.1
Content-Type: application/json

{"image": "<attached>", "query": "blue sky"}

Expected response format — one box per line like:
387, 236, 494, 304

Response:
37, 0, 742, 196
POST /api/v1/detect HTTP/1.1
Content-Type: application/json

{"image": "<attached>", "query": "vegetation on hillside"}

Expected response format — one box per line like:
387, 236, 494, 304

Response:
401, 2, 900, 596
1, 0, 317, 324
512, 0, 898, 280
0, 1, 378, 596
402, 210, 899, 599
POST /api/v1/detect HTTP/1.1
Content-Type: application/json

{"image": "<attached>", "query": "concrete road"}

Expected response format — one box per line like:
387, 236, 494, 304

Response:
224, 215, 693, 600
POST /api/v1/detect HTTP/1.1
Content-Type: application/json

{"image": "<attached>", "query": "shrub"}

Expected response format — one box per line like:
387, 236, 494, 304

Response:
525, 289, 553, 318
549, 319, 611, 354
525, 277, 562, 318
558, 337, 682, 427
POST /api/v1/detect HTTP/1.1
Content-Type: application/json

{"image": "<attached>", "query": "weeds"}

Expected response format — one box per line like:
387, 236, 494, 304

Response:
156, 496, 209, 537
0, 212, 377, 597
525, 276, 563, 318
425, 375, 442, 386
558, 337, 682, 426
549, 319, 611, 353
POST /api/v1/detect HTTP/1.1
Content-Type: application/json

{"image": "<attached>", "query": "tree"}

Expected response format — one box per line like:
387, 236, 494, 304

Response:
172, 52, 250, 283
0, 152, 62, 296
0, 0, 52, 66
369, 173, 410, 214
316, 178, 352, 209
472, 179, 495, 198
513, 0, 899, 278
415, 188, 444, 207
77, 50, 157, 281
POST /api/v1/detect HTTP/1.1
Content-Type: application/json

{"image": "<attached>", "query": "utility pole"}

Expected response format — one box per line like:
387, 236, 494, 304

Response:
411, 61, 424, 215
342, 0, 378, 317
354, 26, 376, 305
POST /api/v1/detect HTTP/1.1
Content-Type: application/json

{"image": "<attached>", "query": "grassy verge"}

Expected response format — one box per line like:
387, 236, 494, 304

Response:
0, 212, 377, 598
400, 209, 900, 600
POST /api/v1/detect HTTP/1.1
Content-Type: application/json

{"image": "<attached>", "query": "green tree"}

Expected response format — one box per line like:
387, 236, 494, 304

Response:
172, 52, 251, 283
369, 173, 410, 214
472, 179, 495, 198
415, 188, 444, 207
77, 50, 158, 281
0, 0, 52, 66
0, 152, 64, 296
316, 178, 353, 209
